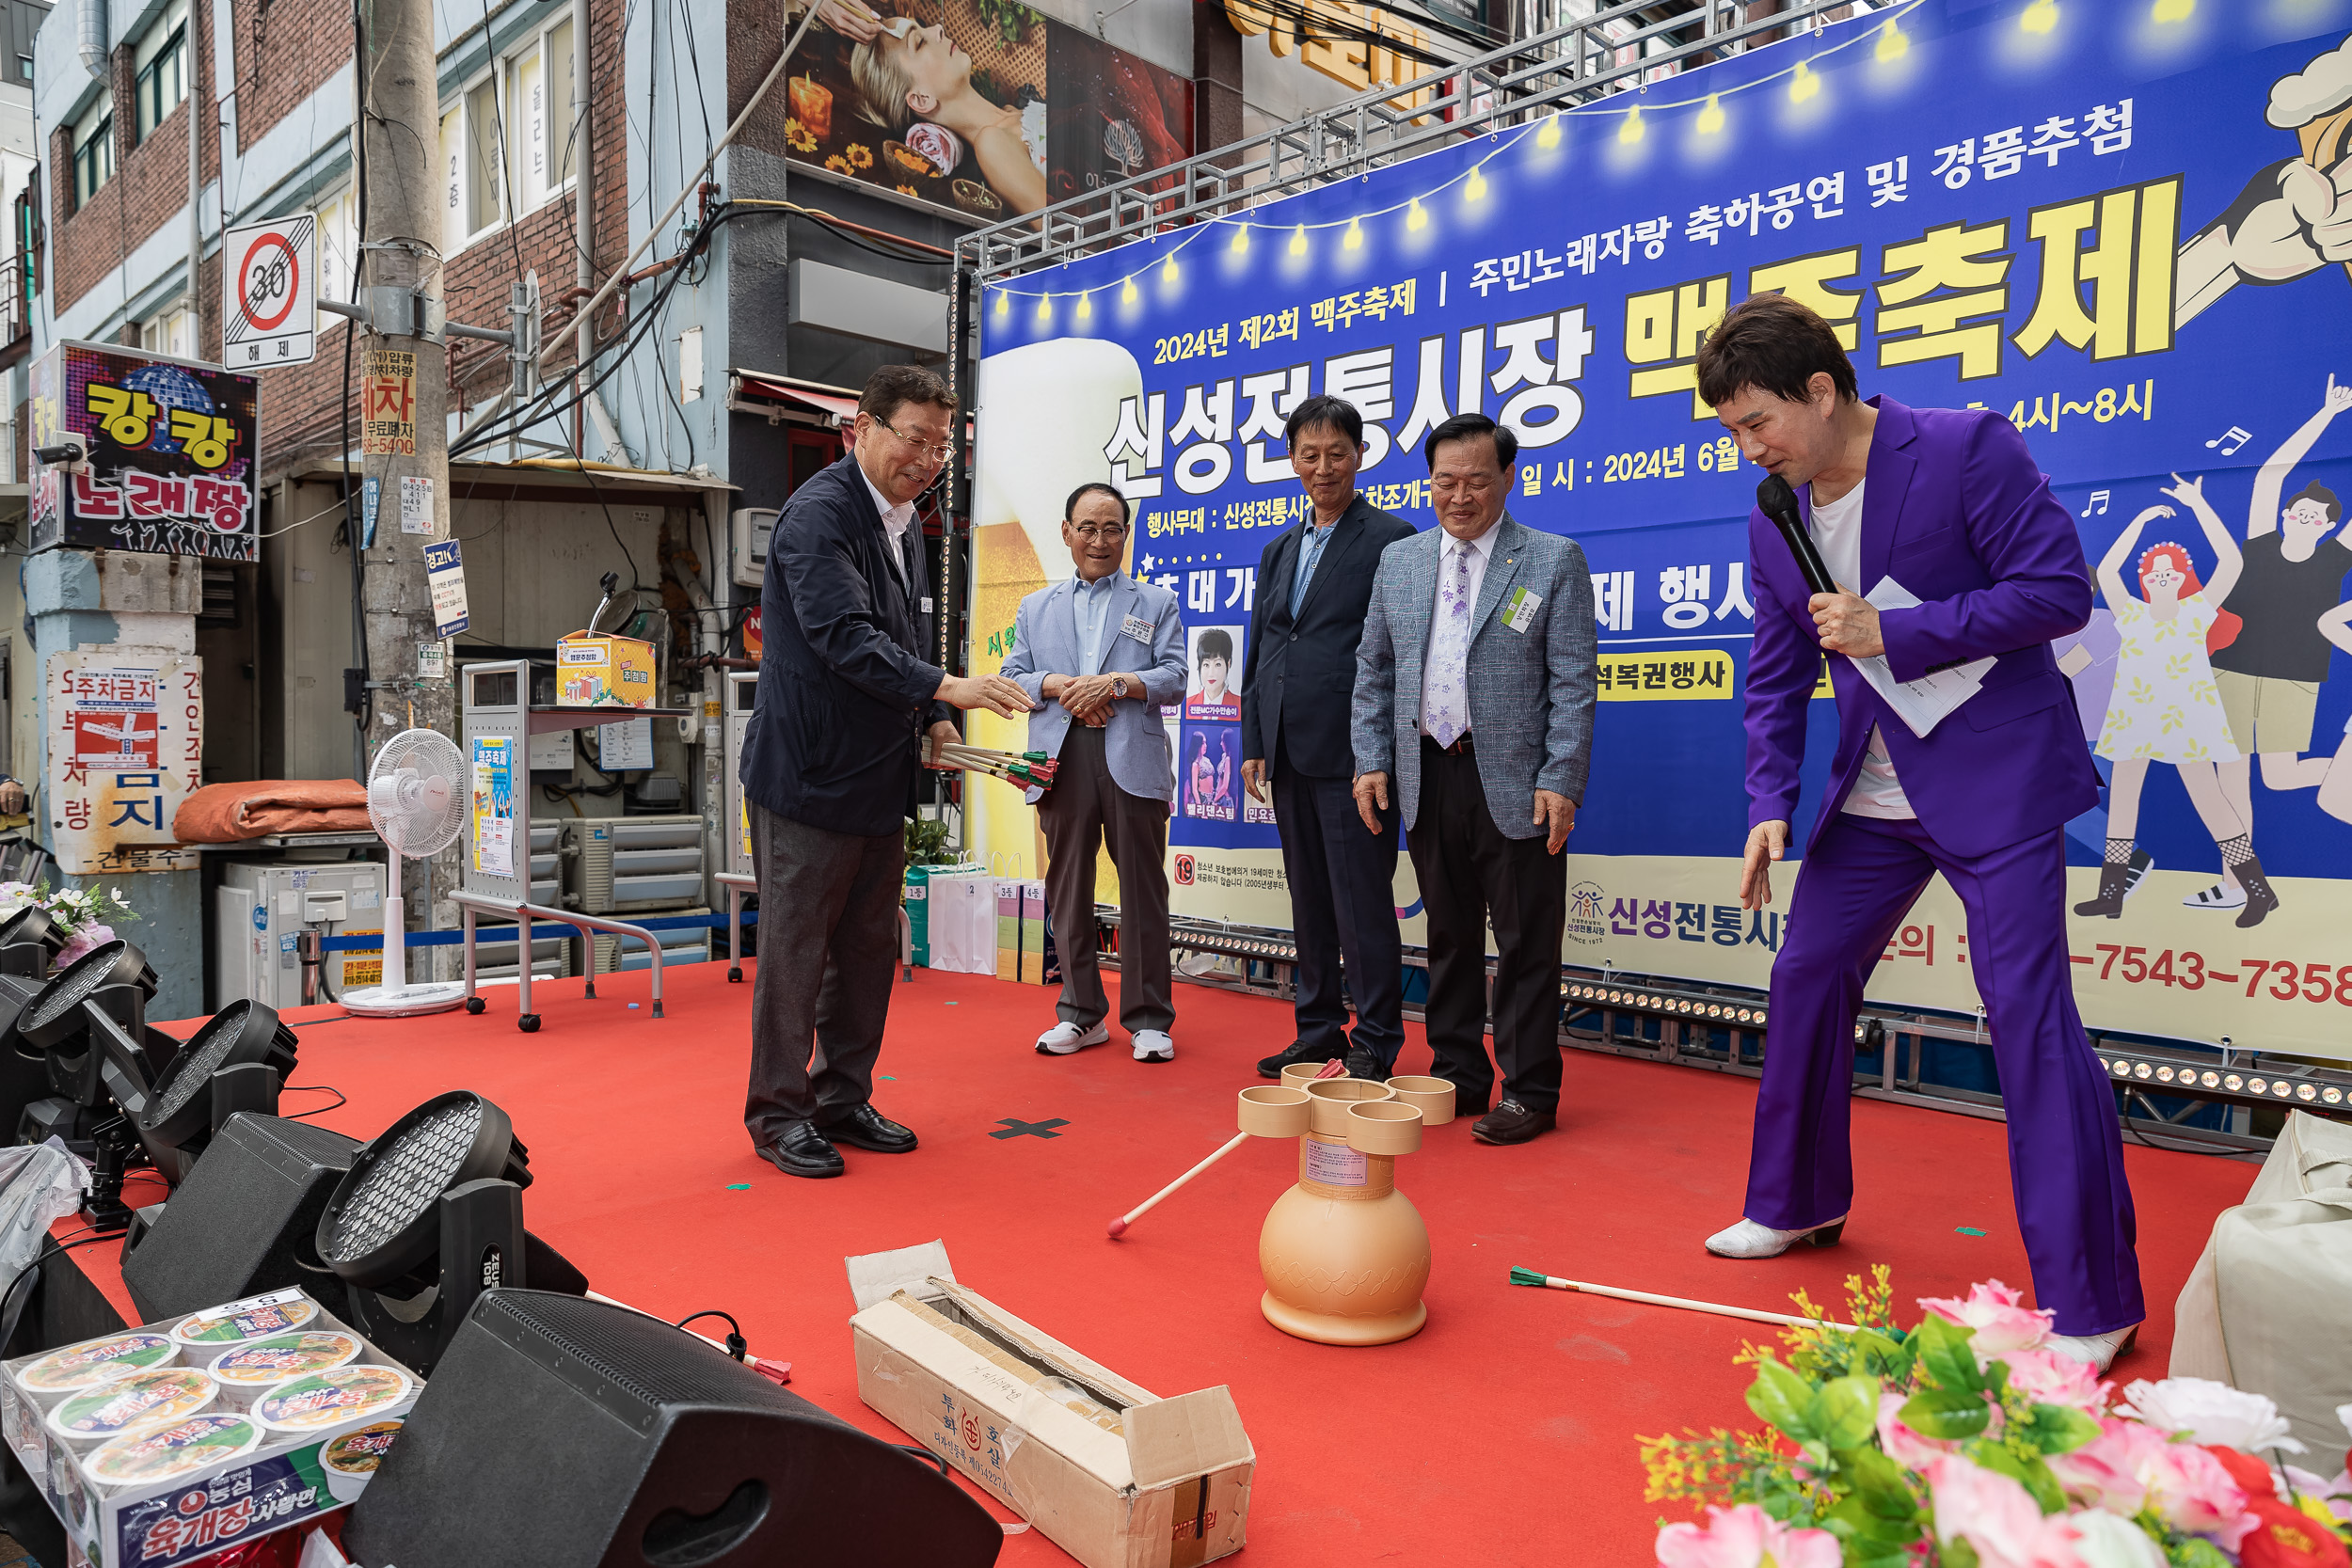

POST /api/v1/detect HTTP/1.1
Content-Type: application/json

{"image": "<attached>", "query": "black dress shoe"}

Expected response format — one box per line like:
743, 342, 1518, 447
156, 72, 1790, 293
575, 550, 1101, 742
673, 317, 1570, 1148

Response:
759, 1121, 845, 1179
822, 1103, 919, 1154
1471, 1100, 1556, 1146
1343, 1049, 1392, 1082
1256, 1039, 1344, 1079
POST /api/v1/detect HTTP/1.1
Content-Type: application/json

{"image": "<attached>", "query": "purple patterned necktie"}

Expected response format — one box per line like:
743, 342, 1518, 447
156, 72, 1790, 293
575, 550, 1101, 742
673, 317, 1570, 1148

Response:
1426, 542, 1471, 748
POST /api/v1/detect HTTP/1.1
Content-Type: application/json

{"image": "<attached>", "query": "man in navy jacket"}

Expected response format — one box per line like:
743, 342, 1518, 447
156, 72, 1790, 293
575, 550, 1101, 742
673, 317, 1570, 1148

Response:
738, 364, 1029, 1179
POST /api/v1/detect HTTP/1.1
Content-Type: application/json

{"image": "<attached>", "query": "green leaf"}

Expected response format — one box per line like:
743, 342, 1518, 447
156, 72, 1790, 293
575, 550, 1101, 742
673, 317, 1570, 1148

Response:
1969, 1443, 2065, 1513
2015, 1402, 2102, 1456
1746, 1357, 1820, 1440
1899, 1387, 1991, 1441
1822, 1489, 1917, 1543
1909, 1313, 1984, 1393
2168, 1537, 2234, 1568
1848, 1328, 1915, 1380
1836, 1447, 1920, 1520
1811, 1375, 1882, 1451
1942, 1535, 1981, 1568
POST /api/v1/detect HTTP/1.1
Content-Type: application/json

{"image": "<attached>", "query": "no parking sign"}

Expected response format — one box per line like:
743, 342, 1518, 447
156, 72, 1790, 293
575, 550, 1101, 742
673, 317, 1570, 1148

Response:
222, 214, 316, 368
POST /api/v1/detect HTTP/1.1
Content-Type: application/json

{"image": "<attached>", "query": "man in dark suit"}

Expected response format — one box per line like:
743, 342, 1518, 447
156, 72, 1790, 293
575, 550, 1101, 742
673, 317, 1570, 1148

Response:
1241, 395, 1417, 1082
738, 364, 1030, 1179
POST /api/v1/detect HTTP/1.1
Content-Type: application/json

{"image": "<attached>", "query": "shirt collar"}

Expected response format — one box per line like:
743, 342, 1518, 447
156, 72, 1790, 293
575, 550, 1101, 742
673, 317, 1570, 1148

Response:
1308, 497, 1355, 535
859, 466, 916, 541
1073, 572, 1119, 596
1447, 524, 1501, 562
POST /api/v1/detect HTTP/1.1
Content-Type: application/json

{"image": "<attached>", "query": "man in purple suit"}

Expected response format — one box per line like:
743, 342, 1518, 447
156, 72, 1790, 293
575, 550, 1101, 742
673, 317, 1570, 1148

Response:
1696, 294, 2142, 1370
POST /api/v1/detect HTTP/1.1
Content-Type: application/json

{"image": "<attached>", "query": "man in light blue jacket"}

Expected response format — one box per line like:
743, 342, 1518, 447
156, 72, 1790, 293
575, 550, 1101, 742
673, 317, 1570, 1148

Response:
998, 483, 1190, 1061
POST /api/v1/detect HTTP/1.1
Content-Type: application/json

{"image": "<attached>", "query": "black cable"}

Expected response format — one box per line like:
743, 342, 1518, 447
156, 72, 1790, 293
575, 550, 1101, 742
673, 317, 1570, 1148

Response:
781, 205, 951, 269
2121, 1090, 2244, 1157
675, 1309, 745, 1360
342, 0, 373, 756
279, 1084, 347, 1119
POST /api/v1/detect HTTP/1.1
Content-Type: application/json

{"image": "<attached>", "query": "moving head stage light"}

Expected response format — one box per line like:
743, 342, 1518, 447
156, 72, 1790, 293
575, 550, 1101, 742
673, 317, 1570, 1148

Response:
0, 907, 65, 978
15, 939, 167, 1230
314, 1090, 586, 1374
0, 910, 68, 1146
135, 1000, 301, 1183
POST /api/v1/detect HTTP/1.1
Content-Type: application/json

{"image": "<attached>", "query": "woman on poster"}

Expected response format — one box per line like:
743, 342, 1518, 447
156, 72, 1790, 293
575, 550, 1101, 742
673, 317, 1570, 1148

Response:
844, 13, 1048, 214
2075, 480, 2272, 926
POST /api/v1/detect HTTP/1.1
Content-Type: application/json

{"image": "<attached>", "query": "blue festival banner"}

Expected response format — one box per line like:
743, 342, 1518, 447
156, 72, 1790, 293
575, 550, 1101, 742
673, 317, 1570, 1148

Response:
967, 0, 2352, 1059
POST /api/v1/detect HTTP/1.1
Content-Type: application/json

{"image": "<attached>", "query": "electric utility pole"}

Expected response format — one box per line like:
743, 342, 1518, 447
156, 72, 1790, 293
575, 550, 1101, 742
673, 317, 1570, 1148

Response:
355, 0, 458, 972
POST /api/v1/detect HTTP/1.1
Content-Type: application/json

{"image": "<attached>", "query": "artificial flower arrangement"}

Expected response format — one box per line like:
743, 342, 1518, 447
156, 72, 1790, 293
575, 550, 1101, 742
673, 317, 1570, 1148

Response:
1642, 1270, 2352, 1568
0, 880, 139, 971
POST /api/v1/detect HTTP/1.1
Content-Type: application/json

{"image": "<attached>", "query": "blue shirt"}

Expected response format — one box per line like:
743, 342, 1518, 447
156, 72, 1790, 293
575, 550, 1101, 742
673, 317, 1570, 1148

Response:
1291, 516, 1342, 618
1072, 575, 1119, 677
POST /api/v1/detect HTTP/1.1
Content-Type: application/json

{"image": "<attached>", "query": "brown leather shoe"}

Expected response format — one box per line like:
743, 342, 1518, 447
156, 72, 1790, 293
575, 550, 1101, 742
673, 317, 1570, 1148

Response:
1471, 1100, 1556, 1146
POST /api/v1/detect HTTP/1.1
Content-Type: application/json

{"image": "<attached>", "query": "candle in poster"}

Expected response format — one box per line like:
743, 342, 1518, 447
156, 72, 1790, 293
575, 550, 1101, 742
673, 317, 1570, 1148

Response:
46, 652, 204, 874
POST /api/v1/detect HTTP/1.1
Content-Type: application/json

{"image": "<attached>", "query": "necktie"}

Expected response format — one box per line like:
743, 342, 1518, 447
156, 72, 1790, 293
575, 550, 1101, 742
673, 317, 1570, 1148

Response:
1426, 542, 1471, 749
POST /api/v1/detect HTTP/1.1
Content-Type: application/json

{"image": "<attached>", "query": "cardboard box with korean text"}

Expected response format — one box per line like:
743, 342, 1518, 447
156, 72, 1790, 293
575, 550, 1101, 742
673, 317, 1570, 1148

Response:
553, 631, 657, 708
847, 1243, 1252, 1568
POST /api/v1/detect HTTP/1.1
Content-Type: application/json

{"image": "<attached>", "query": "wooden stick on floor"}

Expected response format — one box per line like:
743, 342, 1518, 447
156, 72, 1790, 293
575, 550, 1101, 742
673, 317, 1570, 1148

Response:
1108, 1133, 1250, 1239
1508, 1268, 1860, 1332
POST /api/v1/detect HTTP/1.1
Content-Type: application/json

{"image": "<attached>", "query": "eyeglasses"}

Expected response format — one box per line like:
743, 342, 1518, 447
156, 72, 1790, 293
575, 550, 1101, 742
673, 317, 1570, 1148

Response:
1069, 522, 1128, 542
878, 421, 955, 463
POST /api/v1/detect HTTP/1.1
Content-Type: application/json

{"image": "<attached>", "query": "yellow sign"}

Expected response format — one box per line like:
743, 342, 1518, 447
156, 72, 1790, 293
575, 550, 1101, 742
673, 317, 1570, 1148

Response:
1596, 650, 1734, 701
1223, 0, 1435, 111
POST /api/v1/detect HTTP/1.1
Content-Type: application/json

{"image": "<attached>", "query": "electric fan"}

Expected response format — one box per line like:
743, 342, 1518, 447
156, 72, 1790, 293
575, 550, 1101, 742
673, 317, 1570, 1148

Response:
342, 729, 471, 1018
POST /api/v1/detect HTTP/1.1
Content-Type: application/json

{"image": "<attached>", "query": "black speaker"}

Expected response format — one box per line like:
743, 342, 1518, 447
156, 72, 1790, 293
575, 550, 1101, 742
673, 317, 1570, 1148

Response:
343, 1291, 1004, 1568
119, 1112, 360, 1323
0, 973, 54, 1142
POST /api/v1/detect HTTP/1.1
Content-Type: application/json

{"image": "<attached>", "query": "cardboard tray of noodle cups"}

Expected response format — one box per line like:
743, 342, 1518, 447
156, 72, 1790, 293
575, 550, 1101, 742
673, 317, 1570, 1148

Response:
0, 1288, 419, 1568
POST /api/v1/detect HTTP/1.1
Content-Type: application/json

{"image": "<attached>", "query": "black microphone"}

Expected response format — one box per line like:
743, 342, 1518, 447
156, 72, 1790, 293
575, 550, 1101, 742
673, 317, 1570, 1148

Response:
1756, 475, 1836, 598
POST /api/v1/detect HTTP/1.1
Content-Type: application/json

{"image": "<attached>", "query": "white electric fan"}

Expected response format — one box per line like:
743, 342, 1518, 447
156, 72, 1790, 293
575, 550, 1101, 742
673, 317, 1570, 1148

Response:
340, 728, 471, 1018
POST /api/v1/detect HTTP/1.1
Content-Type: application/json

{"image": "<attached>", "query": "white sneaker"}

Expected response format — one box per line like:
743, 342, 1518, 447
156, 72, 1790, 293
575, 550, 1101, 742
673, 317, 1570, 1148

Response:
1703, 1215, 1847, 1259
1035, 1021, 1108, 1055
1131, 1030, 1175, 1064
2043, 1323, 2139, 1373
2183, 881, 2246, 911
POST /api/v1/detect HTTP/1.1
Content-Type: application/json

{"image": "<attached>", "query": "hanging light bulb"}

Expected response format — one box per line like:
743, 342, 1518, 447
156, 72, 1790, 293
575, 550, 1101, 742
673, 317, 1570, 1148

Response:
1465, 166, 1488, 200
1695, 94, 1724, 135
1036, 295, 1052, 323
1789, 60, 1821, 103
2149, 0, 2191, 19
1406, 198, 1428, 232
1343, 218, 1363, 250
1121, 277, 1138, 305
1289, 225, 1309, 257
1161, 255, 1179, 284
1874, 19, 1909, 60
1075, 292, 1091, 321
2020, 0, 2058, 33
993, 292, 1009, 318
1535, 111, 1562, 150
1232, 224, 1250, 255
1617, 107, 1644, 145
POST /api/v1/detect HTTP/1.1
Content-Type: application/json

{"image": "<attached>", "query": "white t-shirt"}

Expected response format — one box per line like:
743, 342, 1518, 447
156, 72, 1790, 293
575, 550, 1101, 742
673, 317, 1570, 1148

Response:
1807, 479, 1915, 821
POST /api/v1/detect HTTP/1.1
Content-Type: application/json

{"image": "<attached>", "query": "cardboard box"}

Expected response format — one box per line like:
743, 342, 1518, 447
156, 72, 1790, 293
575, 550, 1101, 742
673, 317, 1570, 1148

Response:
2, 1288, 419, 1568
848, 1243, 1252, 1568
554, 631, 658, 708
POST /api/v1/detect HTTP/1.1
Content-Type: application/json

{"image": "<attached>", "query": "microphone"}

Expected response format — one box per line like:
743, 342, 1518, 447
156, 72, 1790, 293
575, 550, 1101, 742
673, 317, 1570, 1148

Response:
1756, 475, 1836, 598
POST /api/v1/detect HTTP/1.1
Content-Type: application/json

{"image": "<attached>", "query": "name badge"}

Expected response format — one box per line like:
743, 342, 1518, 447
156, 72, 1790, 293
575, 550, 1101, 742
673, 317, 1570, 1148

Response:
1502, 587, 1542, 633
921, 596, 934, 614
1120, 613, 1155, 642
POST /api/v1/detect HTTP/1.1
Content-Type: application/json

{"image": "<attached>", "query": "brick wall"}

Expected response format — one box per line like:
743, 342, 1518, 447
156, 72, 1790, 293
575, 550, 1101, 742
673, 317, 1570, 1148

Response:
233, 0, 351, 153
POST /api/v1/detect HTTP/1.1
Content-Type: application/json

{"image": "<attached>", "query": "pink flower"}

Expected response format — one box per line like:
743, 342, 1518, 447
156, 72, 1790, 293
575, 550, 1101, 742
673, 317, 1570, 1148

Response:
2001, 1346, 2113, 1414
2280, 1465, 2352, 1525
1879, 1388, 1958, 1469
53, 923, 113, 972
1918, 1279, 2054, 1356
1923, 1453, 2089, 1568
1656, 1505, 1843, 1568
2142, 1441, 2258, 1551
2049, 1417, 2169, 1514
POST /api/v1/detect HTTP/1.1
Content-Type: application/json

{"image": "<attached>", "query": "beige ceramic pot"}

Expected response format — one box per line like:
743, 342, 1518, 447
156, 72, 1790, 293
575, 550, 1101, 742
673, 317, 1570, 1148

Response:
1258, 1110, 1431, 1346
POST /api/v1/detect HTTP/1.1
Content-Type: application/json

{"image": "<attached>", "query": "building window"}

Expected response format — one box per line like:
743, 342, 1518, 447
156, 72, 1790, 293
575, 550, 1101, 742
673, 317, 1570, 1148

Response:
134, 4, 191, 142
439, 21, 579, 255
17, 56, 31, 82
317, 184, 359, 303
72, 114, 114, 209
139, 307, 193, 359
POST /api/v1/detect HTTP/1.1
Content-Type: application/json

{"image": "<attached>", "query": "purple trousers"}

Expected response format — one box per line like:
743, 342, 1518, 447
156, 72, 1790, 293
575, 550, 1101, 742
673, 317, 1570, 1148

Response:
1745, 814, 2144, 1336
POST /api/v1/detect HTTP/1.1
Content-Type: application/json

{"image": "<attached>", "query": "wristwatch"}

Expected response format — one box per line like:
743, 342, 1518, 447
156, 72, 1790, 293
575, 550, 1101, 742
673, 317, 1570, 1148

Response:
1110, 676, 1130, 698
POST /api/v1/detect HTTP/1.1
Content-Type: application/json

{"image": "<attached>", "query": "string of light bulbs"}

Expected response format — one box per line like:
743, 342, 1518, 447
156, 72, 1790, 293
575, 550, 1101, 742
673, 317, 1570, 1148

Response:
989, 0, 1936, 309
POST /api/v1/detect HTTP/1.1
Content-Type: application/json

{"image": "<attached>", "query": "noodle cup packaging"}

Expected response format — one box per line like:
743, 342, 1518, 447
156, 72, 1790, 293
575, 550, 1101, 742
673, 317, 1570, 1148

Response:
847, 1243, 1254, 1568
208, 1335, 365, 1410
3, 1291, 422, 1568
46, 1369, 218, 1447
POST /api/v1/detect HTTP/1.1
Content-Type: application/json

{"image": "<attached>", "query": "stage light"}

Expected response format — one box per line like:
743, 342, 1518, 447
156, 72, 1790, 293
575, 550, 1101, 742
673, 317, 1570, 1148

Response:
2201, 1071, 2219, 1088
1465, 166, 1488, 200
1160, 256, 1178, 284
1617, 109, 1643, 146
1121, 278, 1138, 305
135, 1000, 300, 1183
1789, 61, 1821, 103
1231, 225, 1249, 255
1875, 20, 1909, 61
1696, 95, 1724, 135
18, 939, 164, 1230
1406, 198, 1428, 231
2249, 1077, 2268, 1095
2020, 0, 2057, 33
2275, 1080, 2294, 1099
2297, 1083, 2316, 1101
1343, 218, 1363, 250
2224, 1073, 2243, 1091
2150, 0, 2190, 19
1535, 111, 1561, 150
2327, 1087, 2344, 1105
0, 907, 63, 978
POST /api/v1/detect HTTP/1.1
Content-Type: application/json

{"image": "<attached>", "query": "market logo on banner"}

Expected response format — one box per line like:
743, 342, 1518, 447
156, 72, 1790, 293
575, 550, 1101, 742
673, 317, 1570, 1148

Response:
1566, 881, 1608, 947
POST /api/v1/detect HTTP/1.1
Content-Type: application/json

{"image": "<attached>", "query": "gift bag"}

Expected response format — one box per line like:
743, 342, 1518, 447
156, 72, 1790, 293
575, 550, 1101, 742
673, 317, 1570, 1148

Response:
922, 870, 994, 974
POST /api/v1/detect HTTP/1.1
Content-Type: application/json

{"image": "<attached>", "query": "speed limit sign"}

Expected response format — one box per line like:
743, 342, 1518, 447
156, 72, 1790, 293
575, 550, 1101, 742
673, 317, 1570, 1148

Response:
222, 214, 317, 368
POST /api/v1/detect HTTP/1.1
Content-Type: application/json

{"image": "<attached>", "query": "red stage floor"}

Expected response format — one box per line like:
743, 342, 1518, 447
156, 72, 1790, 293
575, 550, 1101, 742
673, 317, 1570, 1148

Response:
113, 963, 2258, 1565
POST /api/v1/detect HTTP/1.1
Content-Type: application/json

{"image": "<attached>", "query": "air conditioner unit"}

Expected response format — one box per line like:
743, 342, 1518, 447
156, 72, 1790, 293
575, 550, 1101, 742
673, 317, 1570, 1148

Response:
559, 815, 707, 914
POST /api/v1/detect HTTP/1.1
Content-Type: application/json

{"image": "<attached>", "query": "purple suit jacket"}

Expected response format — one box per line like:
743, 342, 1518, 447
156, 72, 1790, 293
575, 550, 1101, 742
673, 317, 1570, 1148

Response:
1743, 395, 2100, 860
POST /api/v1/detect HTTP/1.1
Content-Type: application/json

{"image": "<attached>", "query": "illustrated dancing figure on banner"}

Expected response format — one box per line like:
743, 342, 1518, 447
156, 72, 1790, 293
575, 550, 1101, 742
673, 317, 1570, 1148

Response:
1701, 294, 2143, 1372
2075, 487, 2267, 925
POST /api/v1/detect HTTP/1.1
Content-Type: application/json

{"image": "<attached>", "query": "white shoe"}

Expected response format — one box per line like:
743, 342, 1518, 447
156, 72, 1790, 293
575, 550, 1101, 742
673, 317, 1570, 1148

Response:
1704, 1216, 1847, 1259
1131, 1030, 1175, 1064
2183, 881, 2246, 911
1035, 1021, 1108, 1055
2043, 1323, 2139, 1373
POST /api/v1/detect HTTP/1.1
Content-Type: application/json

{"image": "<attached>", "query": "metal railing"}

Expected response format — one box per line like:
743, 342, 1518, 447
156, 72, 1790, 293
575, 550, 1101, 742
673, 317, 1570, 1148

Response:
0, 255, 27, 348
954, 0, 1874, 283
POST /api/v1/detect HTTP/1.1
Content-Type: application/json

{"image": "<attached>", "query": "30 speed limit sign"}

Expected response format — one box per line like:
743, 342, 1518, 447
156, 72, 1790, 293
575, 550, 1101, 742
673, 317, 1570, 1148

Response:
223, 214, 317, 368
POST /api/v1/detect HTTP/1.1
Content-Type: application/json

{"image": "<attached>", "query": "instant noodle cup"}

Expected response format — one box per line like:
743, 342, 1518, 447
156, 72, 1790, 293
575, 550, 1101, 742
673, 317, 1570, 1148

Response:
320, 1418, 404, 1503
85, 1414, 263, 1487
170, 1296, 319, 1346
45, 1368, 216, 1445
208, 1333, 362, 1396
16, 1333, 178, 1395
253, 1365, 413, 1433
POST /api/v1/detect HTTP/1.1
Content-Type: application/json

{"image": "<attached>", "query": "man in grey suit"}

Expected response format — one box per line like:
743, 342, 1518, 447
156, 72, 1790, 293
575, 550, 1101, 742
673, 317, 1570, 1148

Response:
1352, 413, 1599, 1145
998, 483, 1190, 1062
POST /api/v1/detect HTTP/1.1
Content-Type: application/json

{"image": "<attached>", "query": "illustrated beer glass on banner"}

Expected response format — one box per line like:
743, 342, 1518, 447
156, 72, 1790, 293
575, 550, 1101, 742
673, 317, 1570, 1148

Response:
967, 0, 2352, 1060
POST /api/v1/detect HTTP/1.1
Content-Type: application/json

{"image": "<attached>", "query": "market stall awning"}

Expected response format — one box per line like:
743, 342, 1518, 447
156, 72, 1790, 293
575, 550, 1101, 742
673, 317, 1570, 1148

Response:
731, 372, 862, 427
